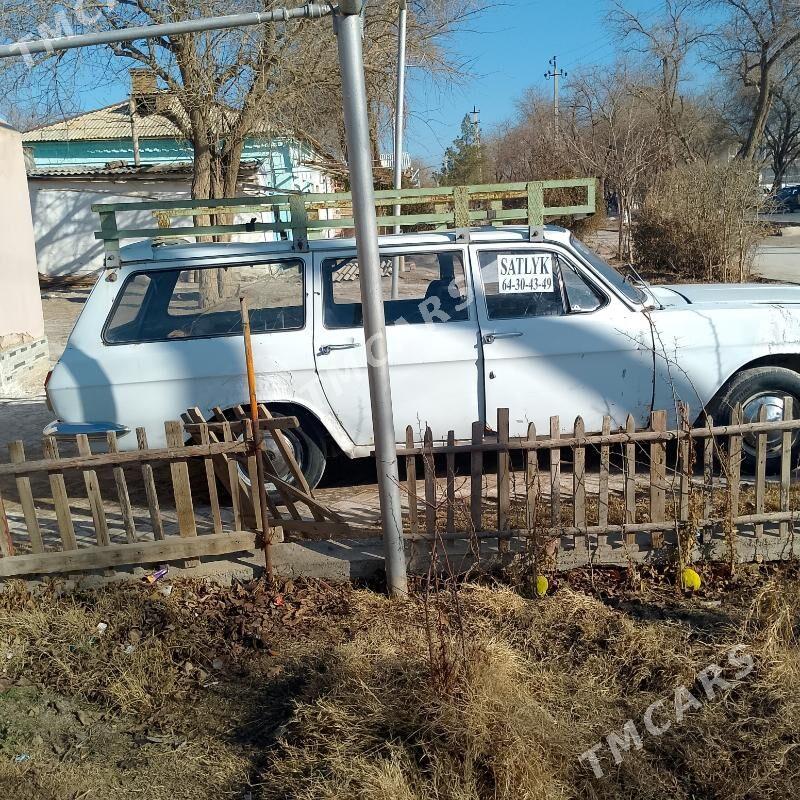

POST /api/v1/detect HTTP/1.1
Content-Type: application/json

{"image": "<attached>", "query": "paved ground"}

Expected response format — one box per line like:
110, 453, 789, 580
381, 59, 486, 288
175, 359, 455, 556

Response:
753, 225, 800, 283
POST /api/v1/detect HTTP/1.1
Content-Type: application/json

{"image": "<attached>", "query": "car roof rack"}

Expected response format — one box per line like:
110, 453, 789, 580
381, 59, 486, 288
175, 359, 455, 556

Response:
92, 178, 596, 268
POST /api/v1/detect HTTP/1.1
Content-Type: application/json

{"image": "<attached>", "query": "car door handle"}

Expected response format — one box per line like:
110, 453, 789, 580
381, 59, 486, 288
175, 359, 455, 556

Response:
482, 331, 523, 345
317, 342, 362, 356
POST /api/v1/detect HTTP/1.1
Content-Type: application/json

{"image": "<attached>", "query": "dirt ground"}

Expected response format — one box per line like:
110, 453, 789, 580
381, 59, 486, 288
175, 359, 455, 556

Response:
0, 563, 798, 799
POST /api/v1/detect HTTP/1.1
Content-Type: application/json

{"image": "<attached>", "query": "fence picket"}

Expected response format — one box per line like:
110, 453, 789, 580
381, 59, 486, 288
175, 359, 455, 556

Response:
42, 437, 77, 551
470, 421, 483, 533
424, 426, 436, 537
755, 405, 767, 540
649, 410, 667, 549
107, 432, 137, 544
526, 422, 538, 530
446, 430, 455, 534
497, 408, 510, 552
164, 421, 197, 539
624, 415, 636, 545
0, 489, 13, 557
221, 421, 242, 531
405, 426, 419, 536
728, 404, 743, 523
199, 424, 223, 535
678, 404, 692, 563
780, 398, 793, 539
8, 441, 44, 553
136, 428, 165, 540
599, 416, 610, 528
573, 416, 586, 535
703, 417, 714, 544
75, 435, 110, 548
550, 416, 561, 528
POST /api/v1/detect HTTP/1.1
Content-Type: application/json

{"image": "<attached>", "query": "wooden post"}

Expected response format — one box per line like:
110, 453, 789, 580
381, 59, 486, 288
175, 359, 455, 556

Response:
525, 422, 538, 530
780, 398, 793, 539
470, 421, 483, 533
164, 421, 198, 541
446, 430, 455, 534
136, 428, 164, 541
755, 404, 767, 540
549, 415, 561, 528
75, 435, 110, 548
0, 489, 14, 557
678, 403, 691, 570
703, 417, 714, 544
573, 417, 586, 549
240, 296, 273, 581
728, 404, 743, 524
598, 416, 611, 529
221, 421, 242, 530
649, 410, 667, 549
42, 437, 77, 551
497, 408, 510, 553
405, 426, 418, 536
199, 424, 224, 535
424, 426, 436, 538
107, 431, 137, 543
8, 441, 44, 553
624, 415, 636, 546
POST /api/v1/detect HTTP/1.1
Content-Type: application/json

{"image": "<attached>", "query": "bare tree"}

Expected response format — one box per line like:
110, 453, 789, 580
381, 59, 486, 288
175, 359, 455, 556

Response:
706, 0, 800, 159
764, 59, 800, 188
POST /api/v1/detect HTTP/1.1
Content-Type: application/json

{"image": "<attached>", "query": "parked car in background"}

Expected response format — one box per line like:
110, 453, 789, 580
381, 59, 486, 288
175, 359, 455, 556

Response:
774, 185, 800, 213
45, 225, 800, 487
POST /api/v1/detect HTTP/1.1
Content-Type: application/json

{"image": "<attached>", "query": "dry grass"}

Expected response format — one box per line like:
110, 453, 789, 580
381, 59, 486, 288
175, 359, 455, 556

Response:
0, 570, 798, 799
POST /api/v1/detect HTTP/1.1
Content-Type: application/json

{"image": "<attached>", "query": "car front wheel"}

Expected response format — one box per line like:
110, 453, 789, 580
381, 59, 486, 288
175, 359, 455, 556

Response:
708, 366, 800, 473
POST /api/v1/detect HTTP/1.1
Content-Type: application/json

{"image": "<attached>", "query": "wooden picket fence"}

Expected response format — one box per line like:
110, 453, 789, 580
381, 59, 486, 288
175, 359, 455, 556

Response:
398, 402, 800, 563
0, 410, 363, 579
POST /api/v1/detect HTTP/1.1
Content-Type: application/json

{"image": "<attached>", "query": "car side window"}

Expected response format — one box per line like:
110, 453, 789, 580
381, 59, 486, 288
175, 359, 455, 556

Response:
561, 262, 605, 313
322, 250, 469, 328
104, 260, 305, 344
478, 250, 566, 319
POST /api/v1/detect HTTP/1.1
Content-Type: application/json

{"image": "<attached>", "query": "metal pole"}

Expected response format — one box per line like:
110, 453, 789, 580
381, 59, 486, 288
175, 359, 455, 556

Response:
0, 3, 331, 59
390, 0, 408, 300
335, 3, 408, 597
545, 56, 566, 136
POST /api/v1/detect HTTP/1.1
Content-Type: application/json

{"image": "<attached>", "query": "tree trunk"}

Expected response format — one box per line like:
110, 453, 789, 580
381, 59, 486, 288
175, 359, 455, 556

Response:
739, 55, 773, 160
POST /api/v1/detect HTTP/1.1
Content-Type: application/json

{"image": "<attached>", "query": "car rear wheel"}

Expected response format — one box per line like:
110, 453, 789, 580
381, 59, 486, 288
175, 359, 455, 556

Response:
233, 414, 326, 491
708, 366, 800, 473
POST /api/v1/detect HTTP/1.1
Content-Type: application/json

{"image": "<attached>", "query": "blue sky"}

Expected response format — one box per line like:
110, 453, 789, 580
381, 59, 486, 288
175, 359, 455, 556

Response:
404, 0, 676, 170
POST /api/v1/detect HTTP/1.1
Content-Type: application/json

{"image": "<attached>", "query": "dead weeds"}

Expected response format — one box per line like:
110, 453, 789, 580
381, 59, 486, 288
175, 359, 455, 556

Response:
0, 566, 797, 799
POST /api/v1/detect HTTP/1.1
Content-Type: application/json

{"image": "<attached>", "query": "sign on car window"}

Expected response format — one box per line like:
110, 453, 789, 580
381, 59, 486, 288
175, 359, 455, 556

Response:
498, 253, 555, 294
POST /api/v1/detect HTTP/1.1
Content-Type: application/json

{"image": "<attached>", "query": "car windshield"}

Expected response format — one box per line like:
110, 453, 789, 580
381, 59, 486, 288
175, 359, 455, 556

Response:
569, 235, 646, 304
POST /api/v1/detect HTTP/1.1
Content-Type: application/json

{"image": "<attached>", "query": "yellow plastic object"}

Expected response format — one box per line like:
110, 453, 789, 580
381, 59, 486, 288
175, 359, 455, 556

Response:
682, 567, 702, 591
535, 575, 549, 597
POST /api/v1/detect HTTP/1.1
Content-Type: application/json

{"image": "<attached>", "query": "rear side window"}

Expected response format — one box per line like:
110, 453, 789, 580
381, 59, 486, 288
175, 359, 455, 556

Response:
104, 261, 305, 344
322, 250, 469, 328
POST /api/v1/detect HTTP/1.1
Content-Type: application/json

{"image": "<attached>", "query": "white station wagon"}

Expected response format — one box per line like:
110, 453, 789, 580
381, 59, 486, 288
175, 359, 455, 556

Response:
46, 224, 800, 487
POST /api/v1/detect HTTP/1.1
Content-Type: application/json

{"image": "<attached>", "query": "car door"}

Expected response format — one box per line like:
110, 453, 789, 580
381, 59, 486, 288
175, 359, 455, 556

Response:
469, 243, 657, 436
313, 244, 481, 446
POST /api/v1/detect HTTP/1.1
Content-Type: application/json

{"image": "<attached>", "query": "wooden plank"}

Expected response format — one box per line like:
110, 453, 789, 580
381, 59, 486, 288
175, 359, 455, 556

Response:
598, 416, 611, 528
42, 437, 77, 551
470, 421, 483, 533
75, 435, 110, 548
0, 530, 262, 578
243, 419, 283, 525
678, 403, 691, 545
573, 416, 586, 532
164, 421, 197, 539
623, 415, 636, 538
649, 410, 667, 549
184, 416, 299, 434
199, 425, 223, 535
780, 398, 793, 539
405, 426, 419, 536
550, 416, 561, 528
257, 405, 312, 495
107, 432, 137, 544
0, 439, 250, 477
525, 423, 538, 530
221, 421, 242, 531
497, 408, 510, 553
136, 428, 165, 541
728, 404, 743, 523
703, 418, 714, 544
446, 430, 455, 534
0, 489, 14, 557
755, 404, 767, 540
424, 426, 436, 537
8, 441, 44, 553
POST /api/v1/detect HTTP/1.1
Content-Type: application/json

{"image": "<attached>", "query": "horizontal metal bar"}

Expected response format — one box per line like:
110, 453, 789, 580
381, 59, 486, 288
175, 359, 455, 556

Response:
0, 3, 332, 60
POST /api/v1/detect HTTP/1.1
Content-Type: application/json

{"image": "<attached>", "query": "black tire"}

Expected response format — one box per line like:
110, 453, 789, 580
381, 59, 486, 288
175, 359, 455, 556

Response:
233, 412, 327, 490
708, 366, 800, 473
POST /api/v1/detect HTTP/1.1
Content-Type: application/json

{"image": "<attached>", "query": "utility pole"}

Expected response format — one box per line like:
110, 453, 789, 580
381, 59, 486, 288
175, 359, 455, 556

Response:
544, 56, 567, 135
0, 0, 410, 598
390, 0, 408, 301
470, 106, 483, 182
